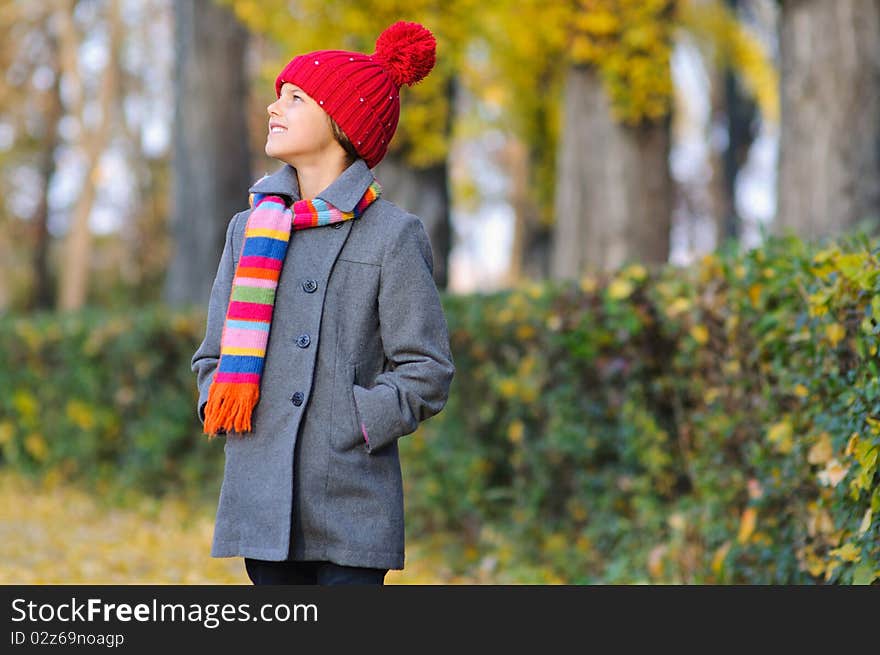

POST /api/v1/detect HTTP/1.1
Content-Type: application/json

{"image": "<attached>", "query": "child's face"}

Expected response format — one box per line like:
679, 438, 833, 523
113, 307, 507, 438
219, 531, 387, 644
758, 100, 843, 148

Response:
265, 82, 342, 166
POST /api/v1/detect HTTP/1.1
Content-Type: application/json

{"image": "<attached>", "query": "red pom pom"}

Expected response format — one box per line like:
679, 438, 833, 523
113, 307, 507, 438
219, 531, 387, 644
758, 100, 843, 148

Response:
373, 21, 436, 87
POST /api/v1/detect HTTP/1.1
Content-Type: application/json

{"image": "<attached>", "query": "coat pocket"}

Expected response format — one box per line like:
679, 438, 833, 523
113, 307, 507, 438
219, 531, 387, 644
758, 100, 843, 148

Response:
331, 360, 365, 452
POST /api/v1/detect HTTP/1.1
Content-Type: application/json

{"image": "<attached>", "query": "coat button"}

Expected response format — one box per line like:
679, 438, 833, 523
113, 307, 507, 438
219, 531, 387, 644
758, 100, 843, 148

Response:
291, 391, 304, 406
296, 333, 311, 348
302, 279, 317, 293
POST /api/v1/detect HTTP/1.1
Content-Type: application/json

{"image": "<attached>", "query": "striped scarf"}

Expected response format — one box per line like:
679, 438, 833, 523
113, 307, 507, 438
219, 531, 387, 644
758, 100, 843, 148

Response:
202, 179, 382, 437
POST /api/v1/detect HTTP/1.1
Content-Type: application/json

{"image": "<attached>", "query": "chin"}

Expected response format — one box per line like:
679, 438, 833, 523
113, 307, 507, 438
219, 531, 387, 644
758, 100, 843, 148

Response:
266, 142, 299, 164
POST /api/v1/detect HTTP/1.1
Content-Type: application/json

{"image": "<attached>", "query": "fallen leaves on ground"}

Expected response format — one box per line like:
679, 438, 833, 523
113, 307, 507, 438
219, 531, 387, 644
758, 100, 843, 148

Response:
0, 470, 481, 585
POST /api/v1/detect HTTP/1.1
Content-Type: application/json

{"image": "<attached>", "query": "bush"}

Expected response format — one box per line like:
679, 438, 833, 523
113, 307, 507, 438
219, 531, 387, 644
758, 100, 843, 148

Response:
403, 229, 879, 584
1, 229, 877, 583
0, 304, 222, 505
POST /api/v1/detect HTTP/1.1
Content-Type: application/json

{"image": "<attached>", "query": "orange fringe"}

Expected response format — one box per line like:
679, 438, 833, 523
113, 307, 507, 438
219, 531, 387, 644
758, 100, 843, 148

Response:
203, 381, 260, 438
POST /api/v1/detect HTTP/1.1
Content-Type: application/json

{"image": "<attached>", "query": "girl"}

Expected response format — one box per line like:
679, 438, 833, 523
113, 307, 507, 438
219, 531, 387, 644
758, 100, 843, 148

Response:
190, 21, 455, 585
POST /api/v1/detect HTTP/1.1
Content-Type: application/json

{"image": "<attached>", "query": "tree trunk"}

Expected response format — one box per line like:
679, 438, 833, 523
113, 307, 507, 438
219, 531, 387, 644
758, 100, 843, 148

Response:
373, 76, 457, 291
30, 13, 63, 311
117, 0, 172, 305
504, 136, 552, 285
708, 60, 759, 250
775, 0, 880, 242
374, 154, 451, 290
721, 65, 758, 241
165, 0, 251, 307
57, 0, 123, 312
721, 0, 759, 243
551, 65, 672, 279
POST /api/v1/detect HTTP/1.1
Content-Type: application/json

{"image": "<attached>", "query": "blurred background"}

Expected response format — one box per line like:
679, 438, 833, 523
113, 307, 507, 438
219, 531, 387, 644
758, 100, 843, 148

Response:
1, 0, 879, 584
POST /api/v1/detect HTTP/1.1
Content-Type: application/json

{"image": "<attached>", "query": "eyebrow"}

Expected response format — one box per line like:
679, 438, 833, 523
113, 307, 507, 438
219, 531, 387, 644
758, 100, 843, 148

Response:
281, 84, 302, 92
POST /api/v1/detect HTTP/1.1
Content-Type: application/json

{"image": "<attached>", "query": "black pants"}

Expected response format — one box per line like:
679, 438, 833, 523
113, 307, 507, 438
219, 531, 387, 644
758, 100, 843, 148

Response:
244, 557, 388, 585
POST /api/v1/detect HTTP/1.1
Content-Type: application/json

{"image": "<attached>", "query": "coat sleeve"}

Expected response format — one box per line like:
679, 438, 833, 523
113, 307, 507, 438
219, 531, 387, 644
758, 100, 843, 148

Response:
190, 212, 241, 428
352, 214, 456, 454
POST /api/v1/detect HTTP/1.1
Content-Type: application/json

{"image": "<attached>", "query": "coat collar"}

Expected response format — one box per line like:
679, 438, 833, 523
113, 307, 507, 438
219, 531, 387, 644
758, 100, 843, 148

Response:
248, 158, 375, 212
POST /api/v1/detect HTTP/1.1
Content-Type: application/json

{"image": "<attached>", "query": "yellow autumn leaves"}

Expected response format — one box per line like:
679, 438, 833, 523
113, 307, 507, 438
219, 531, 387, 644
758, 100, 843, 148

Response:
605, 263, 648, 300
567, 0, 779, 127
0, 470, 244, 584
740, 419, 877, 582
798, 495, 877, 583
766, 419, 794, 454
496, 354, 543, 405
0, 470, 478, 585
737, 507, 758, 544
807, 245, 879, 345
507, 419, 525, 445
765, 419, 858, 489
570, 0, 675, 124
607, 277, 636, 302
825, 322, 846, 348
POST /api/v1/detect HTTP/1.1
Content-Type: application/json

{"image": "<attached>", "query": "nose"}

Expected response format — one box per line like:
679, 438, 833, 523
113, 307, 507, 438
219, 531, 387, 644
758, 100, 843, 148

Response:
267, 97, 281, 116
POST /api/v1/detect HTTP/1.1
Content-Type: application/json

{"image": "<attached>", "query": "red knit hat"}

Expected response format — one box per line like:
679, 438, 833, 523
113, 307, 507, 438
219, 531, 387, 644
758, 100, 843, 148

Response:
274, 21, 437, 169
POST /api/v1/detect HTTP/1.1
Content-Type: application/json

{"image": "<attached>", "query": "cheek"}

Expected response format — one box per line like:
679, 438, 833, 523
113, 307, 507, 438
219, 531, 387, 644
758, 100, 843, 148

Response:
296, 114, 328, 141
278, 106, 330, 143
284, 107, 316, 129
281, 105, 297, 123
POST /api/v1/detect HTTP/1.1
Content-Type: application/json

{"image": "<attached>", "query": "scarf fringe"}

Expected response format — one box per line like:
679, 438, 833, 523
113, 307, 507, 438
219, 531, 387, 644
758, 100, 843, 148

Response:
203, 381, 260, 437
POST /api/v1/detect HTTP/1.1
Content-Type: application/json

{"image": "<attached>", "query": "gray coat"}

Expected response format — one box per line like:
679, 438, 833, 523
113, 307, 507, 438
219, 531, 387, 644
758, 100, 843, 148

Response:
190, 158, 455, 569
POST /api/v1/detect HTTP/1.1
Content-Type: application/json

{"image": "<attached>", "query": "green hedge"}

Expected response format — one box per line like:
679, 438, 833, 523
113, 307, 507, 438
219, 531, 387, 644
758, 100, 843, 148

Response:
1, 230, 878, 584
0, 305, 220, 506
